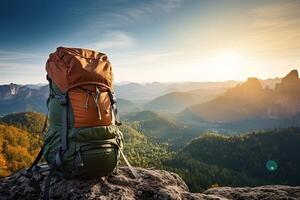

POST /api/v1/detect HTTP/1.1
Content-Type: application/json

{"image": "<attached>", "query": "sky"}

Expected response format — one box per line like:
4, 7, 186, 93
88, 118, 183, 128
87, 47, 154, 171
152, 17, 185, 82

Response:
0, 0, 300, 84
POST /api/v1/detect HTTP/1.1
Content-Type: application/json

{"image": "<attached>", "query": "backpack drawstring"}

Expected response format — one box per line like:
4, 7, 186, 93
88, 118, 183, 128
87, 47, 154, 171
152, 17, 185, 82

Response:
84, 92, 90, 109
92, 86, 102, 120
84, 87, 102, 120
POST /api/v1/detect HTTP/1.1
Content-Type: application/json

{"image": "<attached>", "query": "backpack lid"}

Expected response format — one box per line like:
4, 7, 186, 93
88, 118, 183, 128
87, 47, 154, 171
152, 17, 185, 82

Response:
46, 47, 113, 92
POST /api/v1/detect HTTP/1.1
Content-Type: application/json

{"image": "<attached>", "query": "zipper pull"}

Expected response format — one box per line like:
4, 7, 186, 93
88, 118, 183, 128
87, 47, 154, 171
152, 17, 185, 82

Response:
93, 86, 102, 120
84, 92, 90, 109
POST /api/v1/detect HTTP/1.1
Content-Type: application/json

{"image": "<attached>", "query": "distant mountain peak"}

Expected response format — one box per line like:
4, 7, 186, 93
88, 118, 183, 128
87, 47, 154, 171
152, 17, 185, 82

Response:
275, 69, 300, 93
181, 70, 300, 123
282, 69, 299, 82
9, 83, 19, 95
243, 77, 262, 89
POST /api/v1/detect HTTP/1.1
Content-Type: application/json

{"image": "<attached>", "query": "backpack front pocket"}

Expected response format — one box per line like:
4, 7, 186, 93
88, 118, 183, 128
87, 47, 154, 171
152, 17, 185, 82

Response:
74, 143, 118, 178
69, 89, 113, 128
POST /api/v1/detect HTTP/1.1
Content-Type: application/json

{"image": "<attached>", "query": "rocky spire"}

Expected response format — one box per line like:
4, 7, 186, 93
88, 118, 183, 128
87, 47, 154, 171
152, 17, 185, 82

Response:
275, 69, 300, 92
281, 69, 299, 83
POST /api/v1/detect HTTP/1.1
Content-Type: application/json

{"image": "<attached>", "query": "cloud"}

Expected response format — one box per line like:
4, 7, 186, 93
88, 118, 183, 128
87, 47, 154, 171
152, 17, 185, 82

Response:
112, 0, 184, 25
74, 0, 185, 37
250, 1, 300, 30
242, 0, 300, 57
111, 50, 184, 66
0, 50, 43, 61
123, 0, 184, 22
0, 62, 43, 71
86, 31, 136, 51
0, 50, 46, 84
0, 62, 46, 84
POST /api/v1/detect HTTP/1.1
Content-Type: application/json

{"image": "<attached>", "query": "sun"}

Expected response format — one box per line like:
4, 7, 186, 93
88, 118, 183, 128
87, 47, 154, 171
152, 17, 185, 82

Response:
213, 50, 243, 69
217, 50, 241, 63
208, 50, 245, 79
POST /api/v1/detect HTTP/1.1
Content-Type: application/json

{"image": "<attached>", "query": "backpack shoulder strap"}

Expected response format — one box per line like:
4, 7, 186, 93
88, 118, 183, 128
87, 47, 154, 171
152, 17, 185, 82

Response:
27, 105, 49, 172
27, 144, 45, 172
53, 93, 68, 170
59, 93, 68, 151
43, 168, 55, 200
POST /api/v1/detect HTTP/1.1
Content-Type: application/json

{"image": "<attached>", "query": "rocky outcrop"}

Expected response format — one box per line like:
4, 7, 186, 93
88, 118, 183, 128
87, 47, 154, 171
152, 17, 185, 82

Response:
0, 165, 299, 200
0, 165, 220, 200
183, 77, 271, 122
273, 69, 300, 116
204, 185, 300, 200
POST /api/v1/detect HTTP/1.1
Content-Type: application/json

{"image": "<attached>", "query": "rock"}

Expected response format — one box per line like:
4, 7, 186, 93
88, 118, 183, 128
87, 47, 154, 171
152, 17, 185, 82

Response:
243, 78, 262, 90
0, 165, 299, 200
204, 185, 300, 200
273, 69, 300, 116
0, 164, 222, 200
282, 69, 299, 83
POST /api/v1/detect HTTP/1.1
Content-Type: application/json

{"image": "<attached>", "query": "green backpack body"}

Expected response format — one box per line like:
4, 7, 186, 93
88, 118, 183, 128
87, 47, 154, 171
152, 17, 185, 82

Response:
42, 82, 123, 178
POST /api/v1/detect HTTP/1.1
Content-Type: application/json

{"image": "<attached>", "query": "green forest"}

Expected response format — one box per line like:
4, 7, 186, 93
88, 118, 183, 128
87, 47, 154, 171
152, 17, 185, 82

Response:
164, 128, 300, 191
0, 112, 299, 192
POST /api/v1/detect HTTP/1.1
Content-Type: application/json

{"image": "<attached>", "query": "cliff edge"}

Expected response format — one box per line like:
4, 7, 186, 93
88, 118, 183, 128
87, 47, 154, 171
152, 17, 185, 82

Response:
0, 165, 299, 200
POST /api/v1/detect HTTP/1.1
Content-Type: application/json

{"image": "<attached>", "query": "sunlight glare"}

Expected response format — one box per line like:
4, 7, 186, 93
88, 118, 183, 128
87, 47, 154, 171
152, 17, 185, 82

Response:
210, 50, 245, 79
217, 50, 241, 64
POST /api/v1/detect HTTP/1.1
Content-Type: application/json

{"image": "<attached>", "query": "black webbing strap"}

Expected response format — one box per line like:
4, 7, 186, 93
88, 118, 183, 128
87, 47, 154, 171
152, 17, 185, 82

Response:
55, 151, 64, 168
47, 75, 55, 94
43, 168, 55, 200
59, 94, 68, 151
40, 92, 68, 200
27, 104, 49, 172
109, 92, 121, 125
44, 95, 67, 200
27, 144, 45, 172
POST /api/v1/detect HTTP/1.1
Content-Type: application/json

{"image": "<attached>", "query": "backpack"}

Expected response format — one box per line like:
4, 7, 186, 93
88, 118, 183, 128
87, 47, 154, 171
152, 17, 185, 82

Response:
28, 47, 137, 200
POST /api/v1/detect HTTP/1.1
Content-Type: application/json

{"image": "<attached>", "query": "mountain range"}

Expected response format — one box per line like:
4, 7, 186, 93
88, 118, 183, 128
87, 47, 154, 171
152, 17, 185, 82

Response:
0, 76, 282, 116
0, 84, 48, 115
181, 70, 300, 123
143, 88, 225, 113
1, 70, 299, 133
0, 84, 139, 116
0, 81, 238, 115
115, 81, 241, 104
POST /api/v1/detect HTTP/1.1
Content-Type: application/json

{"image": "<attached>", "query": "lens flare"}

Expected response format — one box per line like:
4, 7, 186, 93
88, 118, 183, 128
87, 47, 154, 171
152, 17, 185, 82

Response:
266, 160, 278, 172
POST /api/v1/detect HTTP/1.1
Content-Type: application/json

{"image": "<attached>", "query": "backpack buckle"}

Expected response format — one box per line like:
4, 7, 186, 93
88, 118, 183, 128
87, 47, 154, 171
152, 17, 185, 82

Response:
110, 92, 117, 104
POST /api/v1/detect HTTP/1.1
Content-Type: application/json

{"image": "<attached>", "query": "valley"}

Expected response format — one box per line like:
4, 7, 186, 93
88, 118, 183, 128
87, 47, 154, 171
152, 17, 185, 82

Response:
0, 70, 299, 192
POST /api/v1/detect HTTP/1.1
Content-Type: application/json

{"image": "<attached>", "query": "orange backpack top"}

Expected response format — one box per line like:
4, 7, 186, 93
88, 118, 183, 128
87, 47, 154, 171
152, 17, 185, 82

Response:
46, 46, 120, 127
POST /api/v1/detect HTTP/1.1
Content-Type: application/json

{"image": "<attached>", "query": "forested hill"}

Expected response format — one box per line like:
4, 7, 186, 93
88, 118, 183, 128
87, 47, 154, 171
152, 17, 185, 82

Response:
0, 111, 299, 193
164, 128, 300, 191
0, 112, 172, 177
0, 124, 42, 177
184, 128, 300, 183
0, 112, 46, 133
